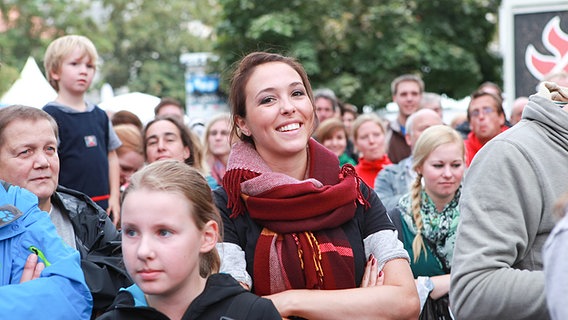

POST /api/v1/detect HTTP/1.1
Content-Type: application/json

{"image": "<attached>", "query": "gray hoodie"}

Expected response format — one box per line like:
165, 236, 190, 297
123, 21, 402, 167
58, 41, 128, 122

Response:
450, 94, 568, 320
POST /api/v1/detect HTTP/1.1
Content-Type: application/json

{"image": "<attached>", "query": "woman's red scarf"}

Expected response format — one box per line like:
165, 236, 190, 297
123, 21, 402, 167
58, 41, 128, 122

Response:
222, 138, 369, 295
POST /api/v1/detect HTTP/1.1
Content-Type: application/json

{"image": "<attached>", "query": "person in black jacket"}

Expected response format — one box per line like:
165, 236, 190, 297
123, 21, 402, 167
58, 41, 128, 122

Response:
0, 105, 131, 318
97, 160, 280, 320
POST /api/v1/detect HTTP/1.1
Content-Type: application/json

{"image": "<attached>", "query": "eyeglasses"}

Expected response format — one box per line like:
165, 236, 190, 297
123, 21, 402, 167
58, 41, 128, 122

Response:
469, 106, 495, 118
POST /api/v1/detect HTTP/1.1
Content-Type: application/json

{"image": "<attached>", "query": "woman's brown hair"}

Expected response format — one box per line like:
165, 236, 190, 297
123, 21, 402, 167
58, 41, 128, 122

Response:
228, 51, 316, 146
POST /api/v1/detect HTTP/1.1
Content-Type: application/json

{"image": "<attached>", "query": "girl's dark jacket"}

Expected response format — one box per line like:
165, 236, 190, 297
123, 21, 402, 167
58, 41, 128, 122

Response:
96, 273, 281, 320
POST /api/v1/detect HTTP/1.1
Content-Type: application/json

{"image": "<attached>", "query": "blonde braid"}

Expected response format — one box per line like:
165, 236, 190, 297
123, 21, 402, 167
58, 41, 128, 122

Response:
411, 173, 426, 263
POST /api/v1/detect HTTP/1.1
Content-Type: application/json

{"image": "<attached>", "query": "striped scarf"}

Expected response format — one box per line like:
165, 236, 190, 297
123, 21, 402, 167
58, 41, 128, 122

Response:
222, 138, 369, 295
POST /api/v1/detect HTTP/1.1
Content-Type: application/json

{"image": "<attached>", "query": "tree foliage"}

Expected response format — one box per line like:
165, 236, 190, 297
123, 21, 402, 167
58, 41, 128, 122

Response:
2, 0, 502, 109
0, 0, 97, 94
214, 0, 502, 109
1, 0, 217, 104
97, 0, 218, 102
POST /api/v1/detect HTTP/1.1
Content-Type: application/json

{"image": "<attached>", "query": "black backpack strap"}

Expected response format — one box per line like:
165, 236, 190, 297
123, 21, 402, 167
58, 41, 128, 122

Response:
221, 292, 261, 320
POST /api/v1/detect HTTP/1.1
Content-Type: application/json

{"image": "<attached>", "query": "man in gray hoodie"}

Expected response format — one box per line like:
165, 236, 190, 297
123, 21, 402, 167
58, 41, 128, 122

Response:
450, 82, 568, 320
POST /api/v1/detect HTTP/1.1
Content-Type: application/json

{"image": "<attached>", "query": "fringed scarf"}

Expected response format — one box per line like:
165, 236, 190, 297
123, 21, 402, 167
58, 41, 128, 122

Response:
222, 138, 369, 295
399, 188, 461, 270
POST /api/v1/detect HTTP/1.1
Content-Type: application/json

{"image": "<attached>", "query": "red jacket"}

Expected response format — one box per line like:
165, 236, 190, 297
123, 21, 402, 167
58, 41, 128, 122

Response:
355, 155, 392, 188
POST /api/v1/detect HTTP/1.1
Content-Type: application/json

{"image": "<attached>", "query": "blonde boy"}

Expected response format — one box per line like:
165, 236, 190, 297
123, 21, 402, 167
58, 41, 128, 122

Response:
43, 35, 121, 225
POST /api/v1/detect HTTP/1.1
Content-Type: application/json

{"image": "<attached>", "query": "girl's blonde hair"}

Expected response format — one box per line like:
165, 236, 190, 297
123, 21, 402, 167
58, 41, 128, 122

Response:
44, 35, 98, 91
114, 124, 143, 157
123, 160, 223, 277
409, 125, 464, 262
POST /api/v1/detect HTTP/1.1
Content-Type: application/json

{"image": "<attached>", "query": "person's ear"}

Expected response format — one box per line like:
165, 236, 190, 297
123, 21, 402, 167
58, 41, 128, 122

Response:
200, 220, 219, 253
235, 116, 251, 137
499, 112, 506, 126
183, 146, 190, 161
50, 69, 61, 81
415, 165, 422, 176
405, 133, 412, 147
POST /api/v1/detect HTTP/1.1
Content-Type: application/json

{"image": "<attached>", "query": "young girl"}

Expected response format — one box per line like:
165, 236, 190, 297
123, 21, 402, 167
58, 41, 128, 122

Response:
97, 160, 280, 320
389, 125, 465, 318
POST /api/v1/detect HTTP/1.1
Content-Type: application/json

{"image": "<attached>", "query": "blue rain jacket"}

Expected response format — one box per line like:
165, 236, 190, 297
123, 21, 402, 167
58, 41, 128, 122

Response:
0, 182, 92, 319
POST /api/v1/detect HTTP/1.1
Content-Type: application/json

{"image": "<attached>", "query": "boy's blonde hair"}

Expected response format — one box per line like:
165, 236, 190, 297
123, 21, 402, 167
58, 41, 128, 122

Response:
44, 35, 98, 91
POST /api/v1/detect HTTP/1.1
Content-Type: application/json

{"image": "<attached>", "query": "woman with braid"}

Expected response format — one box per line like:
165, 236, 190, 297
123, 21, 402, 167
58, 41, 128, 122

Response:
388, 125, 465, 318
213, 51, 419, 319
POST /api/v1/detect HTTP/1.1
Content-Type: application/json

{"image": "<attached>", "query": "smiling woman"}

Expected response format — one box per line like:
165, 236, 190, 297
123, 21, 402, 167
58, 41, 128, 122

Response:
213, 51, 420, 320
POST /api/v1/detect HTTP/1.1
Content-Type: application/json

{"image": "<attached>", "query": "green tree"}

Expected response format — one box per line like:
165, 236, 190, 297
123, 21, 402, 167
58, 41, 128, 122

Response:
0, 0, 97, 94
1, 0, 219, 104
97, 0, 219, 103
214, 0, 502, 109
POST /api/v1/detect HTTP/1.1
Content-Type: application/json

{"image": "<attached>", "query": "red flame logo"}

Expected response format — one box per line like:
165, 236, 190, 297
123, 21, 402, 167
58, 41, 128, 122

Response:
525, 16, 568, 80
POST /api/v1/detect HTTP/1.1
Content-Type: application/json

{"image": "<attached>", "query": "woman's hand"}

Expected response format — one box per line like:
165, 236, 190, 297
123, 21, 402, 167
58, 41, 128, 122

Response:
361, 254, 385, 287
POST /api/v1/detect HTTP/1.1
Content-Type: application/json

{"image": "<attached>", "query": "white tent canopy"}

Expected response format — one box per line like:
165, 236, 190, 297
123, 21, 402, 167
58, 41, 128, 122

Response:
98, 92, 160, 124
0, 57, 57, 108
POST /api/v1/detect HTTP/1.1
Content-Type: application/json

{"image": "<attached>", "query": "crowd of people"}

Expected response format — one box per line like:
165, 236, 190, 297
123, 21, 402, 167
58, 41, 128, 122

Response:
2, 33, 568, 320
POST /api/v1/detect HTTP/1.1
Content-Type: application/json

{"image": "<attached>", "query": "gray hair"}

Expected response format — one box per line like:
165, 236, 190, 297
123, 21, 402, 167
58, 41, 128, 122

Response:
314, 88, 339, 111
